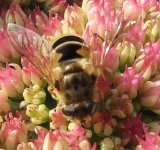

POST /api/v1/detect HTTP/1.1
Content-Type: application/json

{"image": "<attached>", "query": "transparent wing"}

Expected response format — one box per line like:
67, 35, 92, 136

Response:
7, 23, 56, 84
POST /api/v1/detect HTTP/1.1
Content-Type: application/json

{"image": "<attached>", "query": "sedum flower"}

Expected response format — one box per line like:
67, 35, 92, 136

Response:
26, 104, 49, 124
100, 137, 114, 150
109, 92, 134, 119
143, 19, 160, 42
124, 18, 146, 50
45, 0, 66, 15
0, 28, 20, 63
0, 90, 11, 113
117, 41, 136, 70
23, 84, 46, 105
49, 110, 68, 130
113, 67, 143, 99
42, 14, 63, 41
0, 64, 24, 98
136, 126, 160, 150
5, 3, 26, 26
62, 4, 87, 35
17, 142, 37, 150
42, 130, 69, 150
139, 79, 160, 113
121, 115, 144, 141
93, 113, 113, 136
122, 0, 144, 21
85, 0, 123, 40
135, 40, 160, 81
22, 59, 47, 87
0, 113, 28, 150
28, 7, 48, 35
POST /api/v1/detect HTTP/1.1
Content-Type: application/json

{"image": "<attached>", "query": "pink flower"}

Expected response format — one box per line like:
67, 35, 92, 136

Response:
113, 67, 143, 99
0, 64, 24, 98
140, 79, 160, 113
0, 113, 28, 150
62, 4, 87, 35
136, 125, 160, 150
122, 115, 144, 141
86, 0, 123, 39
22, 58, 46, 87
0, 90, 11, 113
135, 40, 160, 82
42, 14, 63, 37
5, 3, 26, 26
50, 110, 68, 130
93, 113, 113, 136
0, 28, 20, 62
33, 128, 47, 150
123, 0, 143, 21
124, 18, 146, 50
28, 7, 48, 35
45, 0, 66, 15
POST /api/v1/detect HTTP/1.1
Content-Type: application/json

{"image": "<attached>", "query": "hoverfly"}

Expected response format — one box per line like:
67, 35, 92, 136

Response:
7, 14, 123, 120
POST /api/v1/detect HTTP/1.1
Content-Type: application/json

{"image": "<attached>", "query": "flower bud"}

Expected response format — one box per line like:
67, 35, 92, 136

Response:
113, 67, 142, 99
0, 113, 28, 150
62, 5, 87, 35
117, 41, 136, 70
0, 90, 11, 113
17, 142, 37, 150
143, 19, 160, 42
5, 3, 26, 26
0, 64, 24, 98
22, 59, 47, 87
140, 80, 160, 112
26, 104, 49, 124
100, 137, 114, 150
23, 84, 46, 105
49, 110, 68, 130
0, 28, 20, 63
29, 7, 48, 34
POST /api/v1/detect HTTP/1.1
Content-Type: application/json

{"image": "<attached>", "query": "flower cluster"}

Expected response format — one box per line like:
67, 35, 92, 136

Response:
0, 0, 160, 149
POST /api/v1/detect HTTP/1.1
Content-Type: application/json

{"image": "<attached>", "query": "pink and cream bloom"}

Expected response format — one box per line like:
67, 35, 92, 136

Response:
0, 28, 20, 63
65, 124, 96, 150
45, 0, 66, 15
109, 92, 133, 119
0, 90, 11, 113
140, 78, 160, 113
17, 142, 37, 150
0, 64, 24, 98
93, 113, 114, 136
49, 110, 68, 130
42, 14, 63, 41
5, 3, 26, 26
0, 113, 28, 150
113, 67, 143, 99
85, 0, 123, 40
135, 39, 160, 81
62, 4, 87, 35
22, 59, 46, 87
28, 7, 48, 35
121, 115, 144, 141
122, 0, 144, 21
124, 18, 146, 50
136, 126, 160, 150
